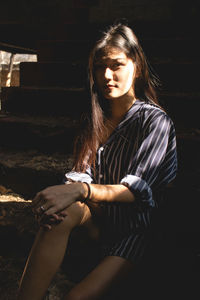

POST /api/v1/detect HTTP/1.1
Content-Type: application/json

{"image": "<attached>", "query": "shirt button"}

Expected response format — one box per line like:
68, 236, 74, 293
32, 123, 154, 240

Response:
99, 174, 103, 178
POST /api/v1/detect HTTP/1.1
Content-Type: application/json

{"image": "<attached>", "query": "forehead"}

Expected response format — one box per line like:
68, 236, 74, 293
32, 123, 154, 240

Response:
95, 46, 128, 61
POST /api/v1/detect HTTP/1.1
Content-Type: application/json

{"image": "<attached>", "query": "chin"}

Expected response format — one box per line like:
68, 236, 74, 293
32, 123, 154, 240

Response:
104, 93, 120, 100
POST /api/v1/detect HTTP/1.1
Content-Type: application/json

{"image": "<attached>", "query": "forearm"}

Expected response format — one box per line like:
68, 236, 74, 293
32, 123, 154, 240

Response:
82, 183, 135, 204
32, 182, 135, 224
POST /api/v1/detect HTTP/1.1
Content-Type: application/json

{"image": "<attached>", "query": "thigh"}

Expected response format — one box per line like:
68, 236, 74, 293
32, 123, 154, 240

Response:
64, 255, 134, 300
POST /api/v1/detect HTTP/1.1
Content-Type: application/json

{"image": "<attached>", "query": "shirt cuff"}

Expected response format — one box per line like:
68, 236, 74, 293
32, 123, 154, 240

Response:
64, 171, 93, 184
120, 175, 155, 208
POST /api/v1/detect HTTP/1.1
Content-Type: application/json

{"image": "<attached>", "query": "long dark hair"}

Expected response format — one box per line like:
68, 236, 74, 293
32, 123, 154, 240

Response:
73, 23, 160, 172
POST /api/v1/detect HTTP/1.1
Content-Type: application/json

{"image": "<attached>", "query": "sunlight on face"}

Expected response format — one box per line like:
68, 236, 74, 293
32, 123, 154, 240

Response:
95, 47, 136, 100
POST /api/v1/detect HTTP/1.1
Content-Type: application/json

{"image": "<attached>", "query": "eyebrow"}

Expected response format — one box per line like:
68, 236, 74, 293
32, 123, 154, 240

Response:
107, 57, 126, 60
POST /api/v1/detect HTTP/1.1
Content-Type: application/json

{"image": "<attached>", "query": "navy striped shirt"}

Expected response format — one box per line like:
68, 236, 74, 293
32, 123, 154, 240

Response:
65, 99, 177, 263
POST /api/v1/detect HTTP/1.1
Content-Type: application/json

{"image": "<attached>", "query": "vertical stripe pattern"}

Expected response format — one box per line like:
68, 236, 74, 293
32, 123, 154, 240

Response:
65, 100, 178, 264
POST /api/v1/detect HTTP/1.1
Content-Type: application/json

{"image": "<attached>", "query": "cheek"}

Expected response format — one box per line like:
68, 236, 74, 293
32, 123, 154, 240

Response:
129, 64, 137, 87
121, 68, 135, 90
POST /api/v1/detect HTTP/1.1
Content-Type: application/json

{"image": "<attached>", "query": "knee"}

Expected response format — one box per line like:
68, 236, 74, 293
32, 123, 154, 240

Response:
50, 202, 90, 233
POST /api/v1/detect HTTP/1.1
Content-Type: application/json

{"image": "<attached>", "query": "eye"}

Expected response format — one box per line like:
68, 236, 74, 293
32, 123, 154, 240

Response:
111, 62, 124, 70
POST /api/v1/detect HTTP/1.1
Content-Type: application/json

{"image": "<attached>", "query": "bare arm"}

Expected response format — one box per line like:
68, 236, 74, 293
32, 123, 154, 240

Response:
32, 182, 135, 217
89, 183, 135, 203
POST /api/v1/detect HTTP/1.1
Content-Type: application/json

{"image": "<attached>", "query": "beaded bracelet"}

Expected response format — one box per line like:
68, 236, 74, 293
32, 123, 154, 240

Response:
82, 182, 91, 203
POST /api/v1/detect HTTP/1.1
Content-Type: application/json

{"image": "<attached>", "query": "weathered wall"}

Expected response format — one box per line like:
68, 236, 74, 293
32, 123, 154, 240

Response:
89, 0, 199, 22
0, 0, 97, 24
0, 0, 199, 49
0, 0, 199, 24
0, 52, 37, 87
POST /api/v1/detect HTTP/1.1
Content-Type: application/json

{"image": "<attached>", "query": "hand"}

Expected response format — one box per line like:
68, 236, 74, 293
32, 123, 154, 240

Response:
32, 182, 86, 216
36, 211, 67, 230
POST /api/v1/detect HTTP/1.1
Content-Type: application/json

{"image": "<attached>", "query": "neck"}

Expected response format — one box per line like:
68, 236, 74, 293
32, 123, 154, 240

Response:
108, 94, 137, 122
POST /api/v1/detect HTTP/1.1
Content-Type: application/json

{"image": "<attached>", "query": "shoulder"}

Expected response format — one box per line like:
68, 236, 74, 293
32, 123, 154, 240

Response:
124, 100, 174, 132
141, 101, 167, 117
136, 102, 176, 136
140, 102, 172, 125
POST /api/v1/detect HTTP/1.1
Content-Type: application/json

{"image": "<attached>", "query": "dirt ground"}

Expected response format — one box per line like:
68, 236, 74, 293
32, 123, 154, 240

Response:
0, 255, 75, 300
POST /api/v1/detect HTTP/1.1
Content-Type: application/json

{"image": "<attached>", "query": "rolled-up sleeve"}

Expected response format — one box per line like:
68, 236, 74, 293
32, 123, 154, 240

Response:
120, 111, 177, 208
121, 175, 153, 207
64, 169, 93, 184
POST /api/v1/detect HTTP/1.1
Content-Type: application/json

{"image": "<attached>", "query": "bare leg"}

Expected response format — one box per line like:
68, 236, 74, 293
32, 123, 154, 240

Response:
17, 202, 93, 300
64, 255, 134, 300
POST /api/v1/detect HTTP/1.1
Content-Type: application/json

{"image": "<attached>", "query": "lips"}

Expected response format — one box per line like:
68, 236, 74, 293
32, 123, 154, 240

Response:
105, 84, 116, 89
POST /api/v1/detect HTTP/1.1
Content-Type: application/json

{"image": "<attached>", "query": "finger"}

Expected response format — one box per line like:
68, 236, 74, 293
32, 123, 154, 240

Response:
39, 214, 53, 224
32, 192, 42, 208
47, 216, 65, 224
32, 197, 45, 214
39, 213, 65, 226
32, 191, 52, 212
35, 202, 53, 215
41, 213, 59, 222
50, 213, 66, 222
41, 224, 52, 230
51, 213, 60, 220
33, 205, 45, 216
43, 204, 65, 216
40, 219, 61, 228
59, 211, 68, 217
40, 205, 46, 213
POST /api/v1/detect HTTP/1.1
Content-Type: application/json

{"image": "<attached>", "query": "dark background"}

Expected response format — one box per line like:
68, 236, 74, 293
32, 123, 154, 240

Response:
0, 1, 200, 298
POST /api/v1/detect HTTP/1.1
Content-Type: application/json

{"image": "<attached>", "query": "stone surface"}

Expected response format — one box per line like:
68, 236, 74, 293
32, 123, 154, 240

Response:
1, 87, 89, 117
0, 149, 73, 198
0, 113, 79, 153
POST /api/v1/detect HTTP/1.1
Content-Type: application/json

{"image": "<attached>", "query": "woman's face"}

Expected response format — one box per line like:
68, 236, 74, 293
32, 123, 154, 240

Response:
94, 47, 136, 100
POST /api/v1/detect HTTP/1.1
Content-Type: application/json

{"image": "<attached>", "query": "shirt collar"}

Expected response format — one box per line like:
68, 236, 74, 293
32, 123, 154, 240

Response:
103, 99, 145, 146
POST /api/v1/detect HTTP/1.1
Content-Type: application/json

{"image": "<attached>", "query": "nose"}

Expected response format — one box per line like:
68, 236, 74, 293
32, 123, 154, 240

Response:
104, 67, 113, 80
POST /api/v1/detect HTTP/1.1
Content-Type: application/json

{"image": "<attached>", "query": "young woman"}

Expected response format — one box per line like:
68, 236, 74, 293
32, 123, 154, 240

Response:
17, 23, 177, 300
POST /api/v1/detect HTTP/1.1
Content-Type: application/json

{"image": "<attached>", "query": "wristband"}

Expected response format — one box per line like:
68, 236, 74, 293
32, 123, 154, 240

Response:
82, 182, 91, 203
